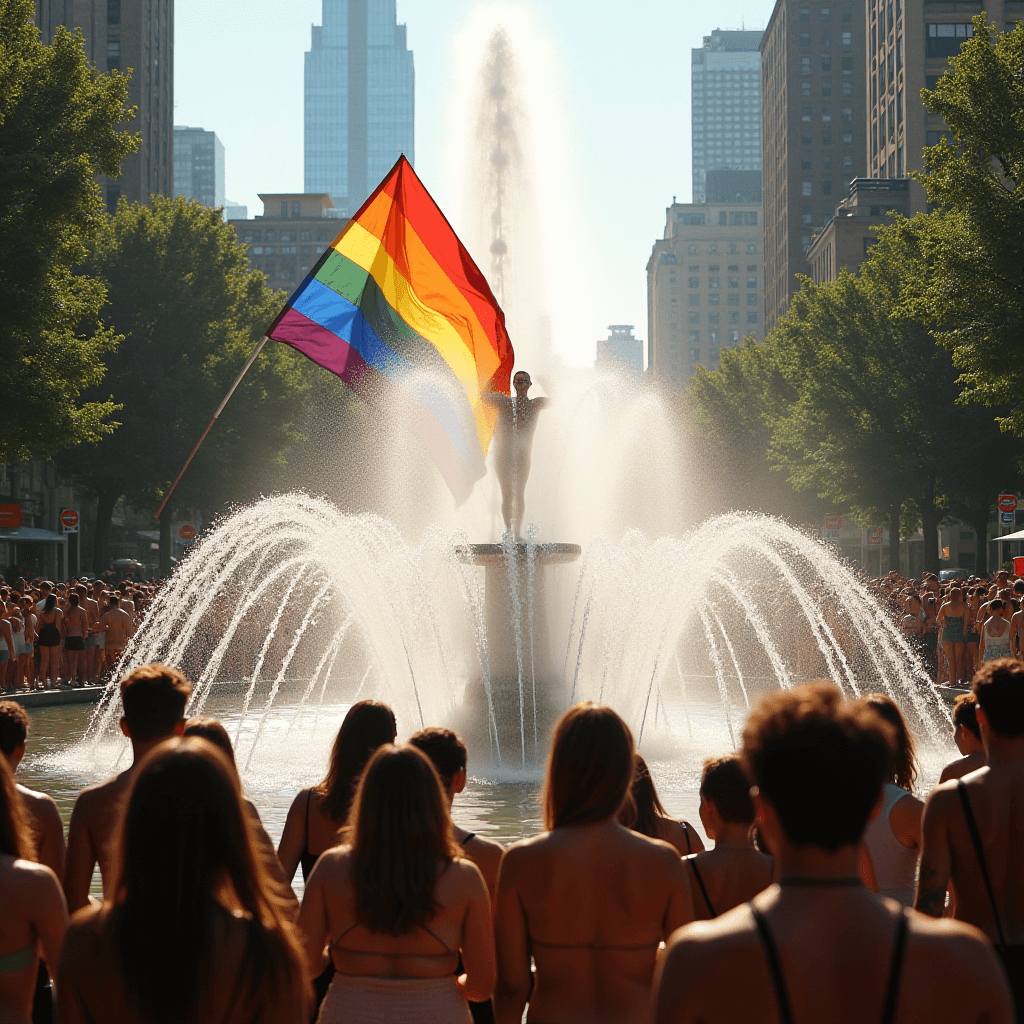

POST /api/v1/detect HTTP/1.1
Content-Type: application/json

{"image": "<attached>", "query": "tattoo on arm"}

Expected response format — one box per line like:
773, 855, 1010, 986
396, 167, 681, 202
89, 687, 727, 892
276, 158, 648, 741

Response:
915, 870, 948, 918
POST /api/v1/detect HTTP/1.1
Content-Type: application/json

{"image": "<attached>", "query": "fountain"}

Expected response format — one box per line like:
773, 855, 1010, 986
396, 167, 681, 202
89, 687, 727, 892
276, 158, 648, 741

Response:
68, 23, 950, 788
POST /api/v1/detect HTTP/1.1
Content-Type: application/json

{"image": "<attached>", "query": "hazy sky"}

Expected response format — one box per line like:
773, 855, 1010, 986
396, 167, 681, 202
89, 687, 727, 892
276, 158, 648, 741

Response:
174, 0, 771, 366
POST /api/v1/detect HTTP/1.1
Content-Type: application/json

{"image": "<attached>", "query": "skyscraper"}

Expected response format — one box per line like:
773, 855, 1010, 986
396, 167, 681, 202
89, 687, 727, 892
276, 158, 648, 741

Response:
304, 0, 414, 218
35, 0, 174, 210
760, 1, 867, 333
691, 29, 763, 205
173, 126, 225, 210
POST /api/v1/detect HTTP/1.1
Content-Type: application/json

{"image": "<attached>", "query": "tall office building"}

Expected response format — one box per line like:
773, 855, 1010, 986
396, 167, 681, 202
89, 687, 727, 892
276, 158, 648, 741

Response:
647, 200, 764, 389
35, 0, 174, 210
692, 29, 763, 205
868, 0, 1019, 215
173, 127, 225, 209
761, 1, 867, 333
596, 326, 643, 375
304, 0, 414, 218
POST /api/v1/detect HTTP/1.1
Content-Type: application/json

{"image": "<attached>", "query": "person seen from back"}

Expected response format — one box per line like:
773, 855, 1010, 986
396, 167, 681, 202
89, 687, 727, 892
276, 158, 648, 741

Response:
940, 692, 987, 783
685, 756, 772, 920
862, 694, 923, 906
916, 658, 1024, 1016
0, 753, 67, 1024
64, 662, 190, 912
297, 744, 495, 1023
652, 681, 1012, 1024
57, 738, 308, 1024
494, 703, 693, 1024
619, 753, 705, 856
183, 716, 296, 908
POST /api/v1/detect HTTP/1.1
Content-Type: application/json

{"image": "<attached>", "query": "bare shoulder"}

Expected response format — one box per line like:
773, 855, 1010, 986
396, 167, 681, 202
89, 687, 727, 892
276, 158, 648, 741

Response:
12, 856, 61, 892
465, 833, 504, 864
65, 902, 107, 944
664, 902, 757, 962
449, 856, 488, 893
907, 911, 1005, 975
16, 782, 60, 816
628, 827, 687, 870
74, 771, 130, 810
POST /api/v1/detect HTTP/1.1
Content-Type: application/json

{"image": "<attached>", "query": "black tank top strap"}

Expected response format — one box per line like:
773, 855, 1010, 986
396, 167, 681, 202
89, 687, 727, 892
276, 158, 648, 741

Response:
881, 909, 909, 1024
686, 856, 716, 918
299, 788, 318, 883
460, 832, 476, 846
681, 821, 692, 855
957, 779, 1008, 946
749, 902, 794, 1024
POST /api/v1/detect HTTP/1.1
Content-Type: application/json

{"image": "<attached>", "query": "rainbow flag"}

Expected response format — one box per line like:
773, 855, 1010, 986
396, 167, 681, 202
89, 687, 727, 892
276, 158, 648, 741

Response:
268, 156, 514, 502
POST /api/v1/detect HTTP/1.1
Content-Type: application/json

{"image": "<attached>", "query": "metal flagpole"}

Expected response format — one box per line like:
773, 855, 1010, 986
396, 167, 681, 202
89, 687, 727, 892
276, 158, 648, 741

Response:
154, 336, 269, 519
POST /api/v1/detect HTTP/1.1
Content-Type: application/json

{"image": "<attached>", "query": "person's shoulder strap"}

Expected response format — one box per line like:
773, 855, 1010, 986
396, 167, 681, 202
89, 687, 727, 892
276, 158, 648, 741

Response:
880, 908, 909, 1024
304, 787, 313, 847
749, 903, 794, 1024
687, 856, 717, 919
956, 779, 1007, 946
681, 821, 692, 855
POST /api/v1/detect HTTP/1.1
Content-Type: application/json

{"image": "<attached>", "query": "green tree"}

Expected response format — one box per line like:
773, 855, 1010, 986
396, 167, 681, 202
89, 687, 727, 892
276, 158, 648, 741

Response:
909, 17, 1024, 433
0, 0, 138, 460
63, 196, 311, 573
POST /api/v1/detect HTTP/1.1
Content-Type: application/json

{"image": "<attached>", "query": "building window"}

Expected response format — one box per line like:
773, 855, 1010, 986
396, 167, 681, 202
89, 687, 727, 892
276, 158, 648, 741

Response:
799, 6, 811, 21
926, 129, 954, 145
747, 312, 758, 324
822, 30, 832, 45
802, 130, 812, 144
106, 40, 120, 72
821, 81, 832, 96
803, 206, 813, 224
801, 57, 812, 74
688, 245, 698, 254
729, 276, 740, 288
823, 131, 833, 145
842, 31, 852, 45
822, 154, 833, 169
842, 55, 853, 73
802, 234, 812, 253
822, 180, 833, 195
280, 201, 289, 217
107, 0, 120, 23
822, 105, 832, 121
265, 231, 276, 242
747, 292, 758, 305
841, 5, 852, 20
747, 244, 756, 253
709, 294, 720, 306
300, 230, 311, 242
802, 181, 813, 196
842, 107, 853, 122
710, 311, 721, 323
842, 80, 853, 96
681, 213, 707, 225
800, 31, 811, 46
292, 201, 301, 216
803, 155, 813, 170
689, 294, 701, 306
802, 106, 812, 121
842, 130, 853, 143
927, 23, 974, 59
802, 81, 812, 97
822, 55, 832, 71
105, 178, 120, 215
709, 277, 720, 289
843, 154, 854, 169
688, 312, 700, 324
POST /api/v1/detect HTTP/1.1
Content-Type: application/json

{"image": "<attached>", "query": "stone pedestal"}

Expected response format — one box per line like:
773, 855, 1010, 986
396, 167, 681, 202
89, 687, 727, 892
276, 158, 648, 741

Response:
455, 541, 581, 765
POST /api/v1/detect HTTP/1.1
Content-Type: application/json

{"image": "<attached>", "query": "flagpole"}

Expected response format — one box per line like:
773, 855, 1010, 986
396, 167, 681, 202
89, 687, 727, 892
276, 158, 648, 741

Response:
154, 335, 269, 520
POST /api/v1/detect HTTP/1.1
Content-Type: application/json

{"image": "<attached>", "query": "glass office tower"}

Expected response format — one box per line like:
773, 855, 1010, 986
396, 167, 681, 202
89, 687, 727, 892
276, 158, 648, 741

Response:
304, 0, 415, 218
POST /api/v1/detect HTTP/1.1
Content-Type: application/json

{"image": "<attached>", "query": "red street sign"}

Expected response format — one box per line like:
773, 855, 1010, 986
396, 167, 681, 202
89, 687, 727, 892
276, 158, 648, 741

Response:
178, 524, 197, 541
998, 494, 1018, 513
59, 508, 79, 530
0, 503, 22, 528
825, 516, 842, 531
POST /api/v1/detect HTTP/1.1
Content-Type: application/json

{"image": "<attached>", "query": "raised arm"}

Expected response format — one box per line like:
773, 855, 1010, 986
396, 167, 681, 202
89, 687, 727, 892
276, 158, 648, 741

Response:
915, 786, 954, 918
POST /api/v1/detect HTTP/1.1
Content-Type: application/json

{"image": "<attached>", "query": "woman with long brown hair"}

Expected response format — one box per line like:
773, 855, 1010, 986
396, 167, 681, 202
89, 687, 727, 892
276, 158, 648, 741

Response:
862, 693, 924, 906
278, 700, 397, 885
0, 755, 66, 1024
619, 753, 705, 856
56, 738, 308, 1024
494, 704, 693, 1024
297, 744, 495, 1022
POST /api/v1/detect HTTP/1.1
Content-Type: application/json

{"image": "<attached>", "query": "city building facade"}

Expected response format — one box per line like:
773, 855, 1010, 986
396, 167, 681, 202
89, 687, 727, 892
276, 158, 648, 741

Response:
304, 0, 415, 218
173, 126, 225, 210
867, 0, 1021, 215
806, 177, 910, 282
224, 201, 248, 221
229, 194, 341, 296
596, 326, 643, 375
692, 29, 763, 204
761, 0, 867, 333
647, 201, 764, 389
35, 0, 174, 210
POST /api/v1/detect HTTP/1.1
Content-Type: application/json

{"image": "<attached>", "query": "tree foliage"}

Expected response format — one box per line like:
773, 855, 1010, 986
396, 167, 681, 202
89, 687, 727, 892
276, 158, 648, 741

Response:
61, 196, 312, 571
907, 17, 1024, 432
0, 0, 138, 459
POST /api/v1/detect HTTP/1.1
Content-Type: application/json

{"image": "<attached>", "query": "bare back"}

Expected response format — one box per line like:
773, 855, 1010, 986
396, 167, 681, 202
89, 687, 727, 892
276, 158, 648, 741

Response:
686, 847, 774, 921
16, 783, 66, 880
654, 886, 1012, 1024
495, 820, 693, 1024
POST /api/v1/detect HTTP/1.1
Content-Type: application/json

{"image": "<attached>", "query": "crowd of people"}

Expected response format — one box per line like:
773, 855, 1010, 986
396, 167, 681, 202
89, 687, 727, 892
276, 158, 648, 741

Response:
1, 657, 1023, 1023
0, 578, 155, 692
873, 569, 1024, 686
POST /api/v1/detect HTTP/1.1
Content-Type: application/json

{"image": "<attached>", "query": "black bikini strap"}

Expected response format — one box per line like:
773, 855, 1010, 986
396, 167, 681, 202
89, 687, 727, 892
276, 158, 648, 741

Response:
305, 788, 312, 847
957, 780, 1007, 946
749, 903, 794, 1024
682, 821, 692, 855
687, 857, 717, 919
880, 909, 908, 1024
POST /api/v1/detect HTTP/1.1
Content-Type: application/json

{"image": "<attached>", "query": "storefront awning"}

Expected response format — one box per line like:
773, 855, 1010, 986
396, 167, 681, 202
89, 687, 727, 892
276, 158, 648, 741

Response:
0, 527, 67, 543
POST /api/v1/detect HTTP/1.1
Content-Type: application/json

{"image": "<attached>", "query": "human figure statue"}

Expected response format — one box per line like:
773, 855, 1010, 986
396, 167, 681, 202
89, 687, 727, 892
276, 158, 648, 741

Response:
484, 370, 548, 540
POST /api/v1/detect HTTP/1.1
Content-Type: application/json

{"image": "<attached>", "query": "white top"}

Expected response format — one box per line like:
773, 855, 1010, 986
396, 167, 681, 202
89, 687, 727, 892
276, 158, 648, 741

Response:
983, 618, 1012, 661
863, 783, 918, 906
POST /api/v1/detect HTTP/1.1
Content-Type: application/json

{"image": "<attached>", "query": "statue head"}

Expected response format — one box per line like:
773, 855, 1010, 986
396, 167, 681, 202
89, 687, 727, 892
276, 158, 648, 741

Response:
513, 371, 532, 395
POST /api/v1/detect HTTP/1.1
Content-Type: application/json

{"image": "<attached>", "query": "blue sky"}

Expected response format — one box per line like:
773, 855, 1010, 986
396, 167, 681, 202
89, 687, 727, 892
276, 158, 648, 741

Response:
174, 0, 772, 365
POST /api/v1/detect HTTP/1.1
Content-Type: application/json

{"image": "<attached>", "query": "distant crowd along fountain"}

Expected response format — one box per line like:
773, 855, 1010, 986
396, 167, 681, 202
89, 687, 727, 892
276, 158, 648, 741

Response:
80, 25, 950, 776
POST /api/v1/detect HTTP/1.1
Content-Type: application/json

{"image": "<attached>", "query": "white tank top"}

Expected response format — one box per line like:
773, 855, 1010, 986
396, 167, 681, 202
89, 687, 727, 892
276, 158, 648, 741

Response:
983, 619, 1012, 661
864, 783, 919, 906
